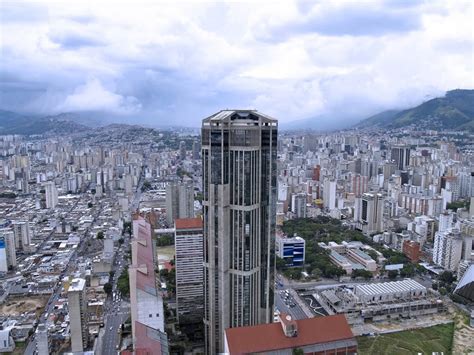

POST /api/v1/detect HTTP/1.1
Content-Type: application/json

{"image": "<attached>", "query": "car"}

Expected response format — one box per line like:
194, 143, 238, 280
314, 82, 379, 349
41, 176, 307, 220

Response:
109, 326, 113, 331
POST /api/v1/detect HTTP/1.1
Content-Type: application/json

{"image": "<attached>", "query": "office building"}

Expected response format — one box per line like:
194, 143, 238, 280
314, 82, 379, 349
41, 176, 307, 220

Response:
201, 110, 277, 353
0, 229, 16, 273
355, 193, 384, 235
166, 182, 194, 225
433, 229, 463, 271
179, 140, 186, 160
68, 278, 88, 352
276, 235, 305, 267
391, 145, 411, 170
192, 140, 200, 160
44, 181, 58, 209
174, 218, 204, 324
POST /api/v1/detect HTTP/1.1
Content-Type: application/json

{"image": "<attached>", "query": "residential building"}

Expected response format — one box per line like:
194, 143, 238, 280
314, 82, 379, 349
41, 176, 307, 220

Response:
292, 193, 307, 218
68, 278, 88, 352
35, 324, 50, 355
44, 181, 58, 209
174, 217, 204, 324
12, 220, 31, 251
433, 229, 463, 271
402, 240, 421, 263
201, 110, 277, 354
323, 179, 337, 211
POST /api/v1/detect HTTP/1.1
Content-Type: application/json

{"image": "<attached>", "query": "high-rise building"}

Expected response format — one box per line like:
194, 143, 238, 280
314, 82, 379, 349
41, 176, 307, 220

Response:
201, 110, 277, 354
433, 229, 463, 271
12, 220, 31, 251
292, 193, 307, 218
68, 278, 88, 352
192, 140, 200, 160
129, 215, 168, 354
179, 140, 186, 160
44, 181, 58, 209
174, 218, 204, 324
35, 324, 50, 355
391, 145, 411, 171
355, 193, 384, 235
323, 179, 337, 211
0, 229, 16, 272
165, 182, 194, 225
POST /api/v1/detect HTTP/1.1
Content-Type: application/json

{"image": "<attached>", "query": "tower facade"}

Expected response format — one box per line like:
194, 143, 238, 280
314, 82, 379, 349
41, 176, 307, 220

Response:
201, 110, 277, 354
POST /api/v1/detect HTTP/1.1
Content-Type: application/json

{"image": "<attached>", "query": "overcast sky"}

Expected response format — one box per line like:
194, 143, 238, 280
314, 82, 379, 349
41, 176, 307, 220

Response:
1, 0, 473, 127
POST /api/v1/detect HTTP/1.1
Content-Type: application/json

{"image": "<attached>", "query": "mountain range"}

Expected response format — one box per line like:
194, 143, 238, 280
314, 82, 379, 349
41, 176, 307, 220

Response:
355, 89, 474, 131
1, 89, 473, 134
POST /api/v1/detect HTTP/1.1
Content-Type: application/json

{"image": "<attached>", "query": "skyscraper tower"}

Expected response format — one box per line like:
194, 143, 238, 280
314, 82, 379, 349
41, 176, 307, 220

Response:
201, 110, 278, 354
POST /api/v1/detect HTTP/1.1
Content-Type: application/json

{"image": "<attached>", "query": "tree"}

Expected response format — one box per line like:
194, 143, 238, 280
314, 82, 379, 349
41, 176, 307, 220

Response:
439, 271, 455, 284
351, 269, 373, 280
387, 270, 398, 280
97, 231, 104, 240
88, 202, 93, 208
141, 180, 152, 192
276, 257, 288, 271
367, 250, 379, 262
103, 282, 113, 295
118, 238, 124, 245
400, 263, 415, 278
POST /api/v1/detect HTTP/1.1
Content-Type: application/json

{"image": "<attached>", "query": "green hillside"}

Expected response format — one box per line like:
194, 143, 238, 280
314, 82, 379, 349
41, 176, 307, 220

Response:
356, 89, 474, 131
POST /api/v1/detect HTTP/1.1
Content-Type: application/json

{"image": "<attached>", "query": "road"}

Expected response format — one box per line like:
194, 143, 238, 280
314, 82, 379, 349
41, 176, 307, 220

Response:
100, 160, 144, 353
274, 287, 308, 320
100, 242, 130, 354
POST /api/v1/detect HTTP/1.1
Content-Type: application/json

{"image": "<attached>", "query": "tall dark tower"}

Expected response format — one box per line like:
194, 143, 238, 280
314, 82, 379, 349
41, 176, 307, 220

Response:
201, 110, 278, 354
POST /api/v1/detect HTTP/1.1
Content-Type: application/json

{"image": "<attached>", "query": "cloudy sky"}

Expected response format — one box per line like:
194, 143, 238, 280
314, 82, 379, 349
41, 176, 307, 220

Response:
1, 0, 473, 128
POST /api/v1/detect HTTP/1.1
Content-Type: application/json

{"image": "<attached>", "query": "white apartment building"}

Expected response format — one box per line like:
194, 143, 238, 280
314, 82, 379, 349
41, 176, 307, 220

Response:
174, 218, 204, 324
68, 278, 88, 352
433, 229, 463, 271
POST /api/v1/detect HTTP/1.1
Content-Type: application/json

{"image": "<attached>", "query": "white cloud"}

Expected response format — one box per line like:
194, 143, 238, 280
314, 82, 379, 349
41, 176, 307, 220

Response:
0, 0, 472, 126
56, 78, 142, 114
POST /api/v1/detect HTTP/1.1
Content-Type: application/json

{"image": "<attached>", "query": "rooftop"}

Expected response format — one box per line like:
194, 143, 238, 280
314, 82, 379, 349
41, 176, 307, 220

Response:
202, 110, 277, 124
68, 278, 86, 292
225, 314, 354, 354
175, 217, 203, 230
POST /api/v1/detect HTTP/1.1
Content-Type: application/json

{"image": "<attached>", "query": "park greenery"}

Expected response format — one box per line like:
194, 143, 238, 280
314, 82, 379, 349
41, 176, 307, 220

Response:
446, 199, 470, 211
357, 323, 454, 355
156, 234, 174, 246
279, 217, 413, 280
117, 268, 130, 297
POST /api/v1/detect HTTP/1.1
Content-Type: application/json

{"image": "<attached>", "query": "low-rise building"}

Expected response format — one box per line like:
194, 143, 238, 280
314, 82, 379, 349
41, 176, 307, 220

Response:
277, 235, 305, 267
224, 314, 357, 354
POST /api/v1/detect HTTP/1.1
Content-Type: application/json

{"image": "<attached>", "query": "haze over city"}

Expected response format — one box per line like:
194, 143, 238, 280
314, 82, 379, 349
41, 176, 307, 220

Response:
1, 0, 473, 128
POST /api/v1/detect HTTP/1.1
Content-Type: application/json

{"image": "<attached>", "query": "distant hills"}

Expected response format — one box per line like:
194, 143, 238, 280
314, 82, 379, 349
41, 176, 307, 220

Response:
0, 111, 92, 135
355, 89, 474, 131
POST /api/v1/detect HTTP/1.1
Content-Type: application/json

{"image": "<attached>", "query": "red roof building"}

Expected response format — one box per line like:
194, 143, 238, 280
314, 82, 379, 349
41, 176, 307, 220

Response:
225, 314, 357, 355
